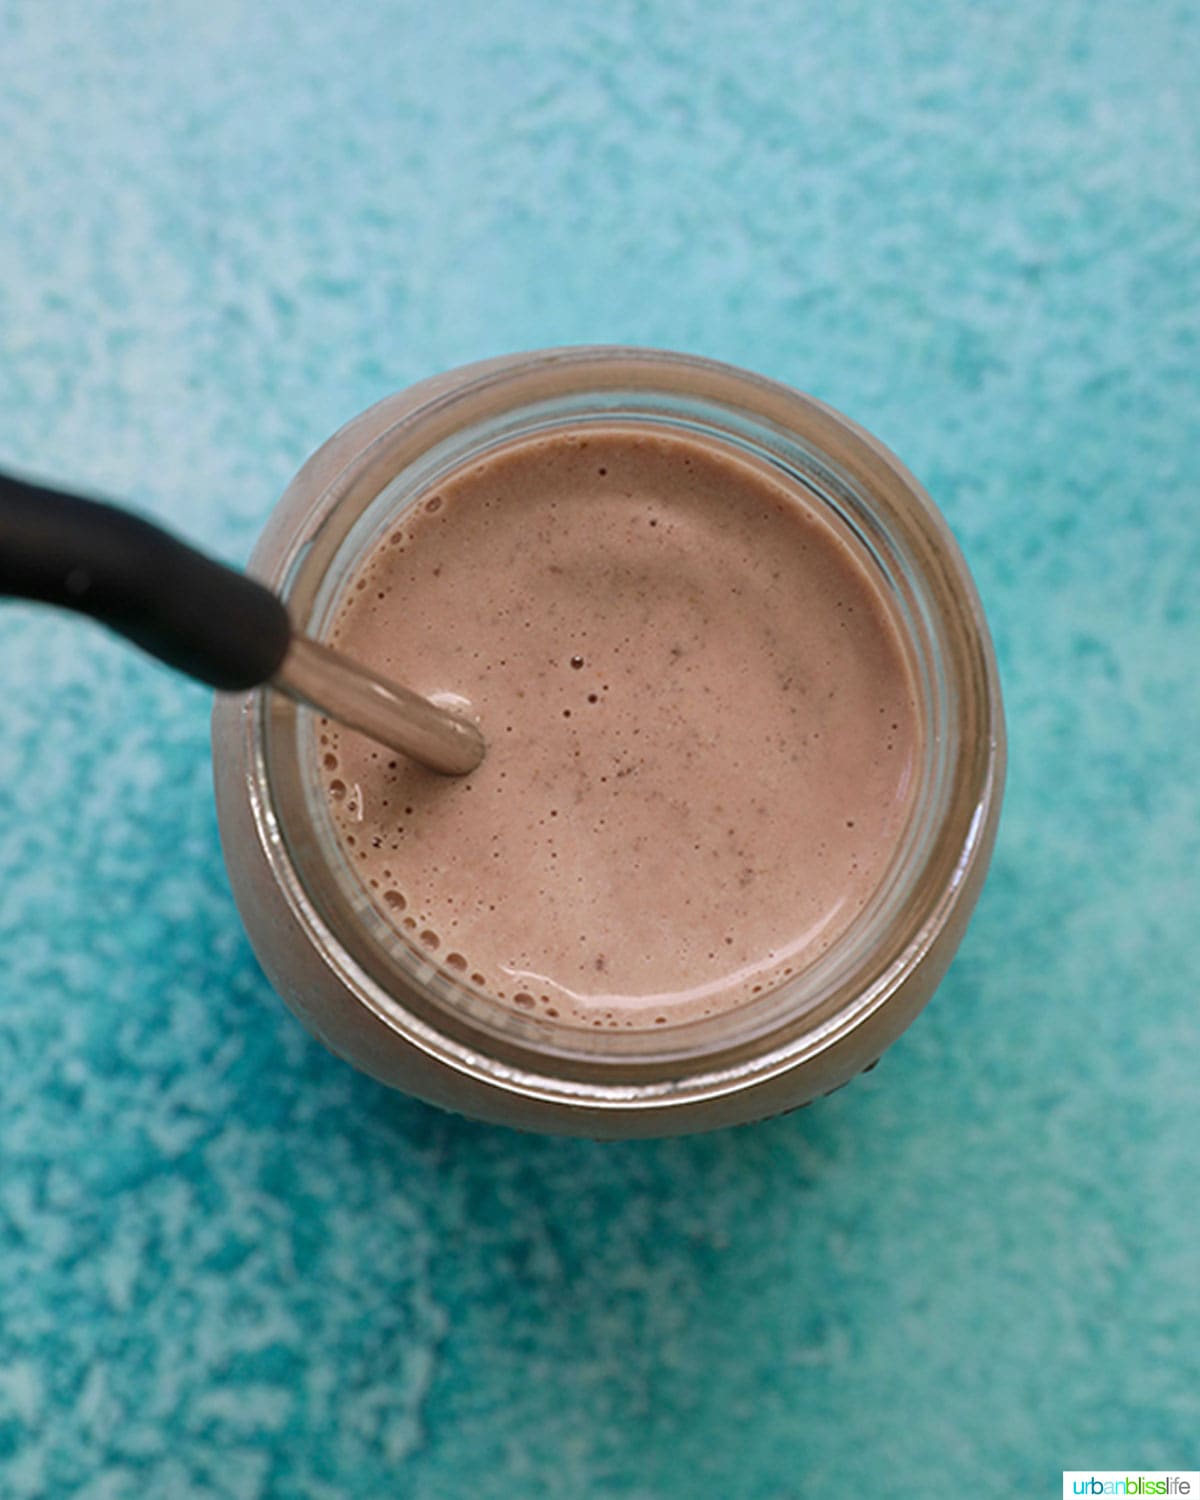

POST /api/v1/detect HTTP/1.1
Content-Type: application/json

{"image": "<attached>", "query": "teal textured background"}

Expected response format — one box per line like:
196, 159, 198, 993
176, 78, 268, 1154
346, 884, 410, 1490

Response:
2, 2, 1198, 1496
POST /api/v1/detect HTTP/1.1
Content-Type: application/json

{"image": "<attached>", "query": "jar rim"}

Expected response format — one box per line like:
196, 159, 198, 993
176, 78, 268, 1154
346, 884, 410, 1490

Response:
244, 346, 1004, 1112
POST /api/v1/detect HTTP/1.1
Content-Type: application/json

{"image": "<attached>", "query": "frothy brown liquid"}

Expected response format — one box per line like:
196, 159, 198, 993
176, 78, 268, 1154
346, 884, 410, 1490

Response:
320, 427, 920, 1028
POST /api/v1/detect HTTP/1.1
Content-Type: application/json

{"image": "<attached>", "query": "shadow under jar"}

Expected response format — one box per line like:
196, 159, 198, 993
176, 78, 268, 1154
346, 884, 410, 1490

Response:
212, 348, 1005, 1137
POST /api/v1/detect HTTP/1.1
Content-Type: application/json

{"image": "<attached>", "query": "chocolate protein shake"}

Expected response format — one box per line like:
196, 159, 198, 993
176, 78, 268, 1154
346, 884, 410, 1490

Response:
318, 426, 921, 1030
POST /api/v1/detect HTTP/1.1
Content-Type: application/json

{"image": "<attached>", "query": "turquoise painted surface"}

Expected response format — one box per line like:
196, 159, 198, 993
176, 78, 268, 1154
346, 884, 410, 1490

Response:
1, 1, 1197, 1495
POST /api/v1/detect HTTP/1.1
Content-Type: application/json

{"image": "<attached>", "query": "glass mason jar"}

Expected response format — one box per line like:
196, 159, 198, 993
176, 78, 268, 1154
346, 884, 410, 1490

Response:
212, 348, 1005, 1137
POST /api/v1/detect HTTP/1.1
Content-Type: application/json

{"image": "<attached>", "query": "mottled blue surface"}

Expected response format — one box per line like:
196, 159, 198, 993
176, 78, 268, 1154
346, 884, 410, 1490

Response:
2, 2, 1198, 1496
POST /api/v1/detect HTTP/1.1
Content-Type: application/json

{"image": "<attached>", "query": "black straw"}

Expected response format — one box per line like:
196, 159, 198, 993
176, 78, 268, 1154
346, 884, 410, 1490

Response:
0, 468, 486, 773
0, 470, 291, 691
